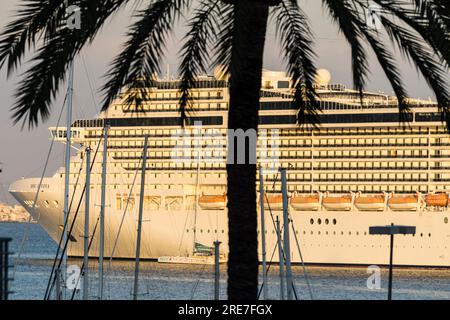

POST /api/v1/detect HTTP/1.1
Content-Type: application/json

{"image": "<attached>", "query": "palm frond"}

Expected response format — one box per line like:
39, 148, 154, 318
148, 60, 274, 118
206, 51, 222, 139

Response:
273, 0, 320, 127
211, 2, 234, 77
346, 1, 411, 120
10, 0, 130, 128
322, 0, 369, 99
178, 0, 222, 125
101, 0, 190, 112
373, 0, 450, 67
381, 15, 450, 127
0, 0, 66, 76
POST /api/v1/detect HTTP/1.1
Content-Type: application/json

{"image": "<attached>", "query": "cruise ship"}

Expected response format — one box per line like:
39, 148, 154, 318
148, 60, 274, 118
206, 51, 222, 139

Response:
9, 69, 450, 267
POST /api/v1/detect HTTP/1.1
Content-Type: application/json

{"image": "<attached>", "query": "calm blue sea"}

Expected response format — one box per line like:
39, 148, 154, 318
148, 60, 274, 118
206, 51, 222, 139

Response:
1, 222, 450, 300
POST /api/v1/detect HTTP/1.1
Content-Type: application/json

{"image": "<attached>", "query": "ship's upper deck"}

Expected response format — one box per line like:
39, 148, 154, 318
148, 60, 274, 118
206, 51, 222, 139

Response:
49, 69, 442, 141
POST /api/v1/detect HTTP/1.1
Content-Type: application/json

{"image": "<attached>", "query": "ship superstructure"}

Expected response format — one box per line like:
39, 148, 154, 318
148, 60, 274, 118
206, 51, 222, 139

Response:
9, 69, 450, 266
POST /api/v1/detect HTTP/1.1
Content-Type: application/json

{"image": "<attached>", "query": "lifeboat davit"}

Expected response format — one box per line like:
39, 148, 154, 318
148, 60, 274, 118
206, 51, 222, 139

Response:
425, 193, 448, 207
354, 193, 386, 211
322, 193, 353, 211
290, 193, 321, 211
198, 194, 227, 210
388, 193, 421, 211
263, 194, 284, 211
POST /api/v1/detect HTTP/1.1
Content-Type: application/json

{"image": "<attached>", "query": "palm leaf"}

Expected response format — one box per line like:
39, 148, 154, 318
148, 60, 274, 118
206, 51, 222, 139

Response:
101, 0, 190, 112
381, 15, 450, 127
9, 0, 130, 127
322, 0, 369, 100
273, 0, 320, 127
178, 0, 222, 125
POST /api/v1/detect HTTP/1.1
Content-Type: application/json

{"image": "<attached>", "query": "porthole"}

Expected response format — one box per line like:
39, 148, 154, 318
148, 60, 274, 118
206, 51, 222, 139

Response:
333, 219, 337, 225
325, 219, 329, 225
310, 219, 314, 225
420, 233, 423, 237
445, 217, 449, 224
318, 219, 322, 225
428, 233, 431, 237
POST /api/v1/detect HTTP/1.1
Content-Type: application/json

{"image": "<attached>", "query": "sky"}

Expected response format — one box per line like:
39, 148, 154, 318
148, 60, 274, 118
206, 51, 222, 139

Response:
0, 0, 439, 203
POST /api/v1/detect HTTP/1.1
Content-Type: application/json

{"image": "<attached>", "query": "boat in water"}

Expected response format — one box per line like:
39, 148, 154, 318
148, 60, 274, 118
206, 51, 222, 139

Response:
9, 69, 450, 267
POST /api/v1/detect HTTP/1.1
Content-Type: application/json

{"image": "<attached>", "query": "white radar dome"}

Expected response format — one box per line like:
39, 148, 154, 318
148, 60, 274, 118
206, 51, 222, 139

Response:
314, 69, 332, 86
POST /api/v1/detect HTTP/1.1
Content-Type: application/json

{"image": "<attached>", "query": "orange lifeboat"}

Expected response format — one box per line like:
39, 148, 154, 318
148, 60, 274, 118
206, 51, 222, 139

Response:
198, 193, 227, 210
263, 194, 284, 211
388, 193, 421, 211
425, 193, 448, 207
322, 193, 353, 211
290, 193, 321, 211
354, 193, 386, 211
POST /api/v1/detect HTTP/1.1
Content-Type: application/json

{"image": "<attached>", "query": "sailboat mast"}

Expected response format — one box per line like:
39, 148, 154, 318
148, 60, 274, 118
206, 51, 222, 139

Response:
62, 61, 74, 299
133, 136, 148, 300
258, 166, 268, 300
281, 168, 293, 300
98, 124, 109, 300
83, 147, 91, 300
193, 127, 201, 255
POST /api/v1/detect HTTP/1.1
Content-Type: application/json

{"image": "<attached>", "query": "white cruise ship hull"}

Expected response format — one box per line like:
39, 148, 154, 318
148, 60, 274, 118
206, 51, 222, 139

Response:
9, 177, 450, 267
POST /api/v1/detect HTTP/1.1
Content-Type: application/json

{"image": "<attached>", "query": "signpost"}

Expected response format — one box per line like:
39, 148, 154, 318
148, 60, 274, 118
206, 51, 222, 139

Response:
369, 224, 416, 300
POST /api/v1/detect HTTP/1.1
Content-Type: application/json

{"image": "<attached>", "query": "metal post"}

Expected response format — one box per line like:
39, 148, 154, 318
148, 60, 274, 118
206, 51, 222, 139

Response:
0, 238, 12, 300
133, 136, 148, 300
98, 124, 110, 300
55, 269, 62, 300
280, 168, 293, 300
258, 166, 268, 300
83, 147, 91, 300
0, 240, 2, 300
276, 217, 285, 300
61, 61, 75, 300
388, 223, 394, 301
214, 241, 221, 300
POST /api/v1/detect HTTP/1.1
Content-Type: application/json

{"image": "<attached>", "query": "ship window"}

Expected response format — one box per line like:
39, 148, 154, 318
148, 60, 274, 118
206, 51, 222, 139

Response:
310, 219, 314, 225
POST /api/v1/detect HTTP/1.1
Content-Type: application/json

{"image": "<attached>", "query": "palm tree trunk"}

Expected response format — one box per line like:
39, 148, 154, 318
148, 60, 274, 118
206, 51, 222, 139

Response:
227, 0, 269, 300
